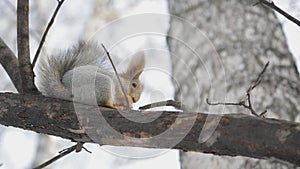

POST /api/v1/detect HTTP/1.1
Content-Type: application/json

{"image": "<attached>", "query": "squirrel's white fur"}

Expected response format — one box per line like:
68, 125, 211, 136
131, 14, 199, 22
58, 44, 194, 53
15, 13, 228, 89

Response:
36, 41, 145, 109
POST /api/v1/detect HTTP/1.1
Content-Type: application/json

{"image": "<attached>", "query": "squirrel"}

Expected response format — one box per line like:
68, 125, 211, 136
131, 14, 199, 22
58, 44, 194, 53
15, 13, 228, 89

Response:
36, 41, 145, 109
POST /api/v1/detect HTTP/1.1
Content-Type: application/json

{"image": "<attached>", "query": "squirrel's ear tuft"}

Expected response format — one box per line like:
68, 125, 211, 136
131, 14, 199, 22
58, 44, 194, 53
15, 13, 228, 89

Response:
125, 51, 145, 79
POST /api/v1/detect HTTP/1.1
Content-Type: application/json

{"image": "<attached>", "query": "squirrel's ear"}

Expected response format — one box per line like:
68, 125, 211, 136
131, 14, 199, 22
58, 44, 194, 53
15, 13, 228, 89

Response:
125, 51, 145, 79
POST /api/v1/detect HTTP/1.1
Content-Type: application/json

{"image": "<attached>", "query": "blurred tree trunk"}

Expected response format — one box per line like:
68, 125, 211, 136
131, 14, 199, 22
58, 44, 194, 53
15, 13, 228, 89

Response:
167, 0, 300, 169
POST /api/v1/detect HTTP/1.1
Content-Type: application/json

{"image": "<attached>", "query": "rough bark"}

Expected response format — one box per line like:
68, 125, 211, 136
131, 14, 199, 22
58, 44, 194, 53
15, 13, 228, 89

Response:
17, 0, 37, 93
167, 0, 300, 168
0, 92, 299, 166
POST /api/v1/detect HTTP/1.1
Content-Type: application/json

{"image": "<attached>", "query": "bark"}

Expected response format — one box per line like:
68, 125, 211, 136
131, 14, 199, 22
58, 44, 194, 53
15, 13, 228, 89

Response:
0, 92, 299, 166
167, 0, 300, 168
17, 0, 37, 93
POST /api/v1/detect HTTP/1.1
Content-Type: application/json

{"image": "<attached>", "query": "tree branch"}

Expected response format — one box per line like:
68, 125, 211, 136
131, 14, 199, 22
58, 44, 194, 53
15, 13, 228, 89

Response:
0, 38, 22, 92
32, 0, 65, 68
17, 0, 37, 93
33, 144, 77, 169
0, 92, 299, 166
33, 142, 91, 169
207, 62, 270, 117
101, 43, 130, 110
254, 0, 300, 27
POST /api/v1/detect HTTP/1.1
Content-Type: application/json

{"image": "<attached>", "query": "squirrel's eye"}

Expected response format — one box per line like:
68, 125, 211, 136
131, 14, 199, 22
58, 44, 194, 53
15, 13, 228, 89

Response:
132, 82, 137, 88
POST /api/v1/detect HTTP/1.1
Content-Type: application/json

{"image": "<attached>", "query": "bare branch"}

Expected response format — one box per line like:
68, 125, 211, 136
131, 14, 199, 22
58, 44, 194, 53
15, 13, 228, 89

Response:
248, 61, 269, 92
17, 0, 37, 93
206, 98, 243, 106
207, 62, 269, 117
0, 92, 299, 166
254, 0, 300, 27
32, 0, 65, 68
33, 144, 77, 169
101, 44, 130, 110
0, 38, 22, 92
33, 141, 91, 169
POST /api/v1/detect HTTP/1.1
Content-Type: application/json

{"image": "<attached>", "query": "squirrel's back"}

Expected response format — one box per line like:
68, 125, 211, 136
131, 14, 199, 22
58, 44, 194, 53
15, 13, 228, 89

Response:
36, 41, 111, 100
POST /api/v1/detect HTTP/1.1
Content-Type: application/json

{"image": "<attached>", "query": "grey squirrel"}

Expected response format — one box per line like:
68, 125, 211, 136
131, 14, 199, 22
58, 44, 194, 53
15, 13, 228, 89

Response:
37, 41, 145, 109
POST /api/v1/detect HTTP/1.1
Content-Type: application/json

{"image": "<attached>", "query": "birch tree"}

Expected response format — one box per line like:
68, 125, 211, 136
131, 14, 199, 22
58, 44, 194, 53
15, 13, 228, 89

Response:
168, 0, 300, 168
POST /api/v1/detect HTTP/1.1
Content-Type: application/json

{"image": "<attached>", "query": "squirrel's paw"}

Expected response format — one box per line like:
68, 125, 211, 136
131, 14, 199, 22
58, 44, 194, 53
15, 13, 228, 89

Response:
98, 101, 131, 110
98, 101, 118, 109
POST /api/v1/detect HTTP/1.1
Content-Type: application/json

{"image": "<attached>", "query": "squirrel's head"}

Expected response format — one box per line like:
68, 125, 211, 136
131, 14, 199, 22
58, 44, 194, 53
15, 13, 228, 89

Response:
122, 52, 145, 103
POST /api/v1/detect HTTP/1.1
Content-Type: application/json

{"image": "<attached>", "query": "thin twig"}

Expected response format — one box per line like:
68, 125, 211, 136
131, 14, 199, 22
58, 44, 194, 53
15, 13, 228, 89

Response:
254, 0, 300, 27
101, 44, 130, 110
207, 62, 270, 117
248, 61, 269, 92
247, 93, 259, 117
32, 0, 65, 68
33, 144, 76, 169
206, 98, 243, 106
74, 142, 92, 153
259, 109, 268, 117
139, 100, 185, 110
82, 146, 92, 154
33, 142, 90, 169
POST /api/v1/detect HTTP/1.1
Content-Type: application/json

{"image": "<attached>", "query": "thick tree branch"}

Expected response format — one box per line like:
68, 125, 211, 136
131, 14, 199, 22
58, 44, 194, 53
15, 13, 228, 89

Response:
17, 0, 37, 93
0, 38, 22, 92
0, 92, 299, 166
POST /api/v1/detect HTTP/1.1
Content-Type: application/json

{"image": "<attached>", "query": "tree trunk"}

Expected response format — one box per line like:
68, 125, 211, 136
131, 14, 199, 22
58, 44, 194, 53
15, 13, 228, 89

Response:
167, 0, 300, 168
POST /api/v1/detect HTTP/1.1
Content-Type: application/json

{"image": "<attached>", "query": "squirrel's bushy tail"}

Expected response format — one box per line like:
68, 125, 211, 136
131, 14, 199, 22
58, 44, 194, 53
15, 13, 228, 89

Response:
36, 41, 110, 100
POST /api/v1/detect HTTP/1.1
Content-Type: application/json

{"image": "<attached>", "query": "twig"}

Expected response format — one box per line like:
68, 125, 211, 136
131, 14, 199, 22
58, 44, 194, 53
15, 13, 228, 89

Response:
17, 0, 37, 93
33, 142, 90, 169
74, 142, 92, 153
207, 62, 270, 117
32, 0, 65, 68
206, 98, 244, 106
82, 146, 92, 154
254, 0, 300, 27
101, 44, 130, 110
33, 144, 76, 169
139, 100, 185, 110
248, 61, 269, 92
